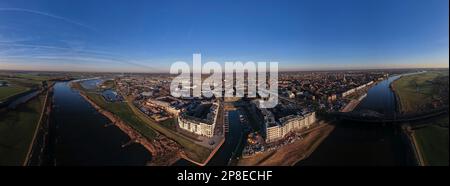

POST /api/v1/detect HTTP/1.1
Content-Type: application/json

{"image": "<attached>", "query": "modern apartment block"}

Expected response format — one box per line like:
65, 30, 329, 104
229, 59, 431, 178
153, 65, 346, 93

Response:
177, 102, 220, 137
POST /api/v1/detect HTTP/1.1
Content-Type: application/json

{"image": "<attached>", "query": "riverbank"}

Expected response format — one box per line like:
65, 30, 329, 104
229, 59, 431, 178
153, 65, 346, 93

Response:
412, 117, 448, 166
237, 121, 334, 166
297, 74, 419, 166
391, 77, 423, 165
341, 93, 367, 112
73, 79, 214, 165
402, 125, 425, 165
0, 85, 29, 102
23, 86, 53, 166
181, 137, 225, 166
79, 92, 182, 166
340, 77, 387, 113
392, 71, 445, 114
0, 91, 46, 165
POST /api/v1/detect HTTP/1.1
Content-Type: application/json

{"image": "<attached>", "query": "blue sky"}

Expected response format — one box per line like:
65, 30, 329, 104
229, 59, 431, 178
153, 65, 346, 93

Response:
0, 0, 448, 72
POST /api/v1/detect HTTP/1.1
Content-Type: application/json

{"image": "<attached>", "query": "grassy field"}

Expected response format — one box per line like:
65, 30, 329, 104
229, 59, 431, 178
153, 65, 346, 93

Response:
394, 71, 449, 166
0, 85, 29, 101
14, 74, 52, 82
393, 71, 448, 113
413, 116, 449, 166
84, 92, 158, 140
0, 95, 45, 165
2, 77, 42, 90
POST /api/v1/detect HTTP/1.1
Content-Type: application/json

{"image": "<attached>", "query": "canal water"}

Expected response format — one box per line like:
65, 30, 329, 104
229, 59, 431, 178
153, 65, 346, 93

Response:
171, 110, 245, 166
46, 81, 151, 165
207, 110, 244, 166
297, 75, 415, 166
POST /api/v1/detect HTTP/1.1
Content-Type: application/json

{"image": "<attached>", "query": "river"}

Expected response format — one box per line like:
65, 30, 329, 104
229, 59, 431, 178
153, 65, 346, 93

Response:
172, 110, 245, 166
297, 75, 416, 166
355, 76, 400, 115
45, 81, 151, 165
46, 75, 416, 166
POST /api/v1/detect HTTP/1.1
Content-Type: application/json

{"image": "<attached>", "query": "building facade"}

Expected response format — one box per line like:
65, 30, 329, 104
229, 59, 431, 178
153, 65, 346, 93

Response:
264, 110, 316, 143
177, 102, 219, 138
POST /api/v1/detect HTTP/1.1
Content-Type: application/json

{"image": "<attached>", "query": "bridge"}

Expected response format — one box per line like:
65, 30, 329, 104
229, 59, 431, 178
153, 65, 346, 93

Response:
330, 106, 448, 124
237, 85, 448, 125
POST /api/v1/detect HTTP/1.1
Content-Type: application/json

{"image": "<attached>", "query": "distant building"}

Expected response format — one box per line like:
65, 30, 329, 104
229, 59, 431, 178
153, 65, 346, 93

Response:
341, 88, 356, 97
341, 81, 373, 97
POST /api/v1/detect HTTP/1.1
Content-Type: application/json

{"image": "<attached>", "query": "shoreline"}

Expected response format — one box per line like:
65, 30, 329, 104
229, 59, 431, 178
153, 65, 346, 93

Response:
402, 125, 425, 166
180, 137, 225, 166
340, 77, 384, 113
237, 121, 335, 166
390, 74, 424, 166
390, 77, 403, 114
22, 84, 55, 166
79, 92, 183, 166
340, 93, 366, 112
79, 87, 223, 166
291, 123, 335, 166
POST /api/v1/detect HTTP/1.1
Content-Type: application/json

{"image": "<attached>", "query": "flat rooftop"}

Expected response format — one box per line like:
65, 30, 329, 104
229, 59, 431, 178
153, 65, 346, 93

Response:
269, 105, 301, 123
180, 102, 219, 125
186, 103, 213, 120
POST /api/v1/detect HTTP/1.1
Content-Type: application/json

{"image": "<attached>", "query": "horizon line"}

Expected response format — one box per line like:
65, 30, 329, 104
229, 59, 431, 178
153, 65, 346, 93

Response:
0, 67, 448, 74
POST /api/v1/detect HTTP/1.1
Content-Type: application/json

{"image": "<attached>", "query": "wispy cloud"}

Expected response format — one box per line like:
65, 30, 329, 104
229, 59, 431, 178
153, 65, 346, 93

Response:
0, 42, 159, 72
0, 7, 158, 72
0, 8, 97, 32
